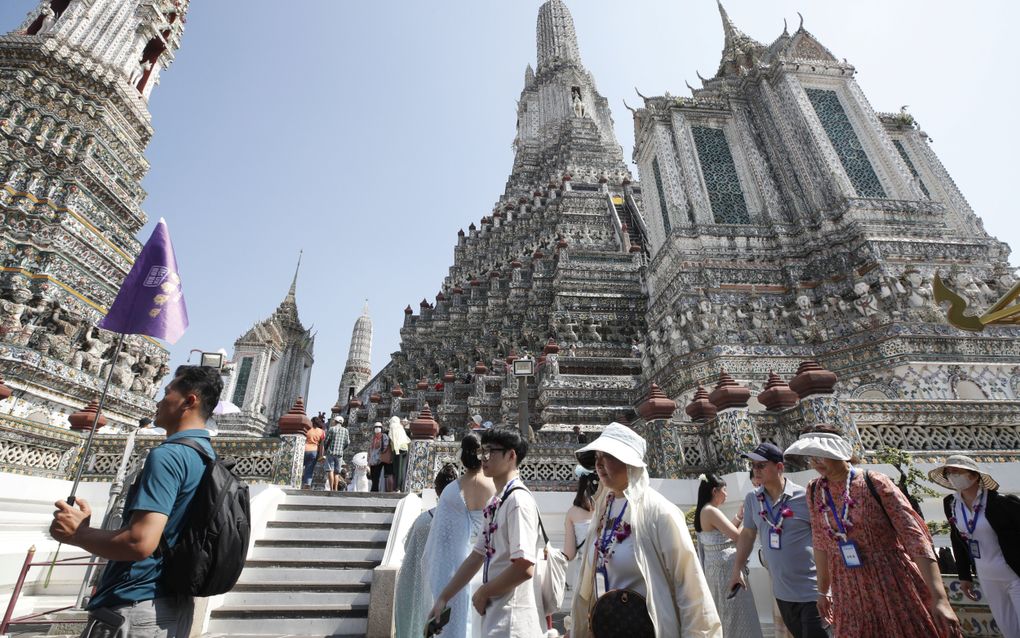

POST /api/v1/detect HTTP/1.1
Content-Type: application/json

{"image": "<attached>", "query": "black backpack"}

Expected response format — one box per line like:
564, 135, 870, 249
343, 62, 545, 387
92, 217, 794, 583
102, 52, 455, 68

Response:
157, 438, 251, 597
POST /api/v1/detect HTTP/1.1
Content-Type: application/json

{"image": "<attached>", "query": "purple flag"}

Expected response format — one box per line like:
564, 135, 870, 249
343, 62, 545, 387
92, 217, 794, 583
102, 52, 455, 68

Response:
98, 218, 188, 344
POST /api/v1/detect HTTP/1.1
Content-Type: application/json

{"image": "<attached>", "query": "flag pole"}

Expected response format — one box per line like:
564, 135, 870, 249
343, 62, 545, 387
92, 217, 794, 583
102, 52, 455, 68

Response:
45, 332, 126, 588
68, 332, 126, 505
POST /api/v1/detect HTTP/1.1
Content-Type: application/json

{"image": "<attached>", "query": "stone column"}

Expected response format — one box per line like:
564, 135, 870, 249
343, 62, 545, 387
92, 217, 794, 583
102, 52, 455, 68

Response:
789, 360, 864, 457
405, 404, 439, 492
707, 370, 757, 474
635, 384, 678, 478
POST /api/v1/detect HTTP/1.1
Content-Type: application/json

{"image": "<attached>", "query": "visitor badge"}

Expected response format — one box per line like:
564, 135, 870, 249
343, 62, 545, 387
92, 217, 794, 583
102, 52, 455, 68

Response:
969, 540, 981, 559
769, 531, 781, 550
839, 541, 862, 568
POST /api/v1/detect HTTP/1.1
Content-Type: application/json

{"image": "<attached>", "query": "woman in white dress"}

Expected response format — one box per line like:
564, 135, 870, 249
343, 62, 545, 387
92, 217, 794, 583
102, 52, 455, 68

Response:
563, 466, 596, 598
695, 473, 763, 638
421, 433, 495, 638
395, 464, 460, 638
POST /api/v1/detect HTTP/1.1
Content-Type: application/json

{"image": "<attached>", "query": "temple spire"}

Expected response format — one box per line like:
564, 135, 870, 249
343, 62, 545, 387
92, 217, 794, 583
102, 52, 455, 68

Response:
537, 0, 582, 71
287, 250, 302, 303
715, 0, 764, 77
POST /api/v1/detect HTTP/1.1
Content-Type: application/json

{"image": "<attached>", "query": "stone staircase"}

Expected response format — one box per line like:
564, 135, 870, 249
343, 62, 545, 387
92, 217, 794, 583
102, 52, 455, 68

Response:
203, 489, 401, 638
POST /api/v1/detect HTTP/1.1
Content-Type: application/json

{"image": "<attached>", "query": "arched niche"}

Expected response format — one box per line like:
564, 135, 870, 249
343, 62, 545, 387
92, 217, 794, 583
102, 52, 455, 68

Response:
133, 31, 169, 93
954, 379, 987, 400
25, 0, 71, 36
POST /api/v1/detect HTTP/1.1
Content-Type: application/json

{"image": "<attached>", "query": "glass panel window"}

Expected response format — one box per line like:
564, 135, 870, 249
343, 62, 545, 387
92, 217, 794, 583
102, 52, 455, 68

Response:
231, 356, 253, 407
892, 139, 930, 198
652, 157, 672, 235
804, 88, 886, 198
691, 126, 750, 224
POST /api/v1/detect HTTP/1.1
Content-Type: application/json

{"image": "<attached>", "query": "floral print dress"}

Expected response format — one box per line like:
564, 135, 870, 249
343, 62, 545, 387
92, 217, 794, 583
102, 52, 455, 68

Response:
809, 470, 956, 637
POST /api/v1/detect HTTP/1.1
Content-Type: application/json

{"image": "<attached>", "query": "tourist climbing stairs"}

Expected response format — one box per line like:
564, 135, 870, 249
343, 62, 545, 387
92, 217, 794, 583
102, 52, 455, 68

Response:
613, 199, 644, 248
203, 489, 401, 638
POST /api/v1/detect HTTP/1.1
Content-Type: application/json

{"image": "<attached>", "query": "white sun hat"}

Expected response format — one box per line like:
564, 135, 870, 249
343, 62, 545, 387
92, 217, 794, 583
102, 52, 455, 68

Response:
783, 431, 853, 462
575, 422, 646, 469
928, 454, 999, 491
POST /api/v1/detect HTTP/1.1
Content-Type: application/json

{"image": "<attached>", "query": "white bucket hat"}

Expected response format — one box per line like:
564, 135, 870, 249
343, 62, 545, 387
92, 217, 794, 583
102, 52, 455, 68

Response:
783, 431, 853, 461
928, 454, 999, 491
575, 422, 646, 469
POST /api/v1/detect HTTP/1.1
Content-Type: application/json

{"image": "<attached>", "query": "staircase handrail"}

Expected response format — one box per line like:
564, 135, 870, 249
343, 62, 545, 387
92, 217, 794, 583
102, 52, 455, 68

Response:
605, 193, 631, 254
623, 189, 652, 243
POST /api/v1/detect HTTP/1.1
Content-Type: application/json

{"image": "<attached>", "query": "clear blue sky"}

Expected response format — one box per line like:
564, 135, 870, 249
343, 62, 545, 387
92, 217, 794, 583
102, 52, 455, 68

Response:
4, 1, 1018, 415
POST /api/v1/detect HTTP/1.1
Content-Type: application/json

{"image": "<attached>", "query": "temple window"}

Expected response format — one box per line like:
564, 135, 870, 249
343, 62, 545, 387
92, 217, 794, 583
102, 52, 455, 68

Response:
652, 157, 671, 235
804, 88, 886, 198
892, 139, 930, 198
691, 126, 750, 224
232, 356, 254, 406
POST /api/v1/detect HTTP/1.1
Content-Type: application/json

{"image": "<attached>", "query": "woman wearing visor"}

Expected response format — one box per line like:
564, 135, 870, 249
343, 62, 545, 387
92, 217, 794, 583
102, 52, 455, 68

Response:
785, 427, 962, 638
568, 422, 721, 638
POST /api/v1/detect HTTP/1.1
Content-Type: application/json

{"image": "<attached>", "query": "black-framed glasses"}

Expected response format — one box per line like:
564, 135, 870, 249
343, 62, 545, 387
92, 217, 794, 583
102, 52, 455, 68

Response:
476, 447, 508, 460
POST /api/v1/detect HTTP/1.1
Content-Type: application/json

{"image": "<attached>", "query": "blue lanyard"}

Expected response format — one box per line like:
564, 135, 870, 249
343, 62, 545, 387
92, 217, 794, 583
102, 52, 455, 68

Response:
823, 469, 856, 537
762, 492, 788, 526
958, 489, 983, 536
595, 497, 628, 591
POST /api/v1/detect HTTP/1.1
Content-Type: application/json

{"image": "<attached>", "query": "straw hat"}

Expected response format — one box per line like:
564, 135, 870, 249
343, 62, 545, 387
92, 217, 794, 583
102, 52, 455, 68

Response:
575, 422, 646, 469
783, 431, 854, 462
927, 454, 999, 491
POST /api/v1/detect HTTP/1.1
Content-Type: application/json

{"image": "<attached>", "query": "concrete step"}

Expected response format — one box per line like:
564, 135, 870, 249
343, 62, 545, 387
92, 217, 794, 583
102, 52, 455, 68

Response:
281, 494, 401, 509
255, 538, 386, 548
242, 559, 378, 570
273, 509, 393, 525
235, 566, 374, 584
262, 526, 389, 542
216, 590, 371, 608
281, 489, 404, 499
276, 502, 395, 514
205, 615, 367, 637
248, 546, 384, 563
266, 520, 391, 530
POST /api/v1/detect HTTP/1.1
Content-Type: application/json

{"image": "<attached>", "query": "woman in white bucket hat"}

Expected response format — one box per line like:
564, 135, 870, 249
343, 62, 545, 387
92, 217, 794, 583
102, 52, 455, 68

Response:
931, 454, 1020, 637
785, 427, 962, 638
568, 422, 721, 638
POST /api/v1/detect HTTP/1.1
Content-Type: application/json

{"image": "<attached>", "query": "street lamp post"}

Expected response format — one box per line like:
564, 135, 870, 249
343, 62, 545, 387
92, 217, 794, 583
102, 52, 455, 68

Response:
512, 357, 535, 440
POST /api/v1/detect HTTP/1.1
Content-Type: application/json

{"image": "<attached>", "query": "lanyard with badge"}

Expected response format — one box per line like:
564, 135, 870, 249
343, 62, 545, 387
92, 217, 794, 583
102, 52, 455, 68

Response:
822, 468, 862, 568
955, 487, 985, 559
758, 489, 791, 550
482, 478, 519, 582
594, 494, 629, 597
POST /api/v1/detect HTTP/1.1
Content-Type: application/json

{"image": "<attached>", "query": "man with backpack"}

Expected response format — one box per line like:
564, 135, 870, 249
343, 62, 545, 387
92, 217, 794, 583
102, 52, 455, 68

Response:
50, 365, 247, 638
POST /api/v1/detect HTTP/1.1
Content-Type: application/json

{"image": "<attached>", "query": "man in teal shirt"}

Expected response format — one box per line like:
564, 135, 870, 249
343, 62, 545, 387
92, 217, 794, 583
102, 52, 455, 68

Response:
51, 366, 223, 638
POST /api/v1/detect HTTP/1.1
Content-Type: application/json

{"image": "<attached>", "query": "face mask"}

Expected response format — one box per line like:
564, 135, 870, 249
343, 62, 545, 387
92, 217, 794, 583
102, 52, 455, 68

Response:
374, 428, 382, 434
947, 473, 977, 491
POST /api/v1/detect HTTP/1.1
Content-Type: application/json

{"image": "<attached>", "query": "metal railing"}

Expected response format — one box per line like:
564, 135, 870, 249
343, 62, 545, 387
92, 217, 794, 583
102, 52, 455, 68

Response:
1, 546, 102, 635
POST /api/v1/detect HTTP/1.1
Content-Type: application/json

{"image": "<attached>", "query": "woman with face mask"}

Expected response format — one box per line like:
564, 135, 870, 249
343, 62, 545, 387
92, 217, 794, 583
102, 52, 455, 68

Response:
785, 427, 962, 638
931, 455, 1020, 637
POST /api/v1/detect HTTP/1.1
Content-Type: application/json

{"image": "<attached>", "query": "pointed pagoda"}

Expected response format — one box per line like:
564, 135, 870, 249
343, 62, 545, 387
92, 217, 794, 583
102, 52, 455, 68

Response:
354, 0, 648, 436
0, 1, 190, 427
218, 256, 315, 436
337, 301, 373, 406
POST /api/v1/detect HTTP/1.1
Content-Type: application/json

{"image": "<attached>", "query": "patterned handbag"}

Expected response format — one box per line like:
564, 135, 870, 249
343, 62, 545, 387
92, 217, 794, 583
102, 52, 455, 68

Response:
590, 588, 655, 638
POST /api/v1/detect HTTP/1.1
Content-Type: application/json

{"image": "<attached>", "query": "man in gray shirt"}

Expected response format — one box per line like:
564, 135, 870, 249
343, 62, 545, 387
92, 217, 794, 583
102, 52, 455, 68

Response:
729, 443, 827, 638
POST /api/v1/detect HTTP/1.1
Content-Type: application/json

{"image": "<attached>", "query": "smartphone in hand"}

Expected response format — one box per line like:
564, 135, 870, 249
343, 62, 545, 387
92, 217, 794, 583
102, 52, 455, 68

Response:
726, 583, 744, 600
424, 606, 452, 637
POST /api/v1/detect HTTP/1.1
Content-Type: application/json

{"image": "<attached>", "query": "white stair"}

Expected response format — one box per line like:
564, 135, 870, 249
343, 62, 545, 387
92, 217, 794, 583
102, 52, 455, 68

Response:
203, 489, 402, 638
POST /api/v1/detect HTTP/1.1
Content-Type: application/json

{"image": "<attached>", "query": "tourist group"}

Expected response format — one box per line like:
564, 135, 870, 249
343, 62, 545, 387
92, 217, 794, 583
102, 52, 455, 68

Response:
393, 424, 1019, 638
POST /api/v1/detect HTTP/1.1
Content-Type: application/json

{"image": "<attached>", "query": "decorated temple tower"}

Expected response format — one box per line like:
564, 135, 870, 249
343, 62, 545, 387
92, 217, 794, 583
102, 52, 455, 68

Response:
352, 0, 649, 437
0, 0, 188, 427
217, 262, 315, 437
629, 4, 1020, 473
337, 301, 372, 407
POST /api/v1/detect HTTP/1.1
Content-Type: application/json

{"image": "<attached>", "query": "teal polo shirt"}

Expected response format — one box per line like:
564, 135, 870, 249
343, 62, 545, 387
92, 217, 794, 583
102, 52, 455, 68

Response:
88, 429, 214, 609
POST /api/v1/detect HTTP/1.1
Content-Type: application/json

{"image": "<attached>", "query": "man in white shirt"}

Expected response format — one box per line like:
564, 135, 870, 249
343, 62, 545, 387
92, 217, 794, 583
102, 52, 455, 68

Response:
430, 426, 543, 637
